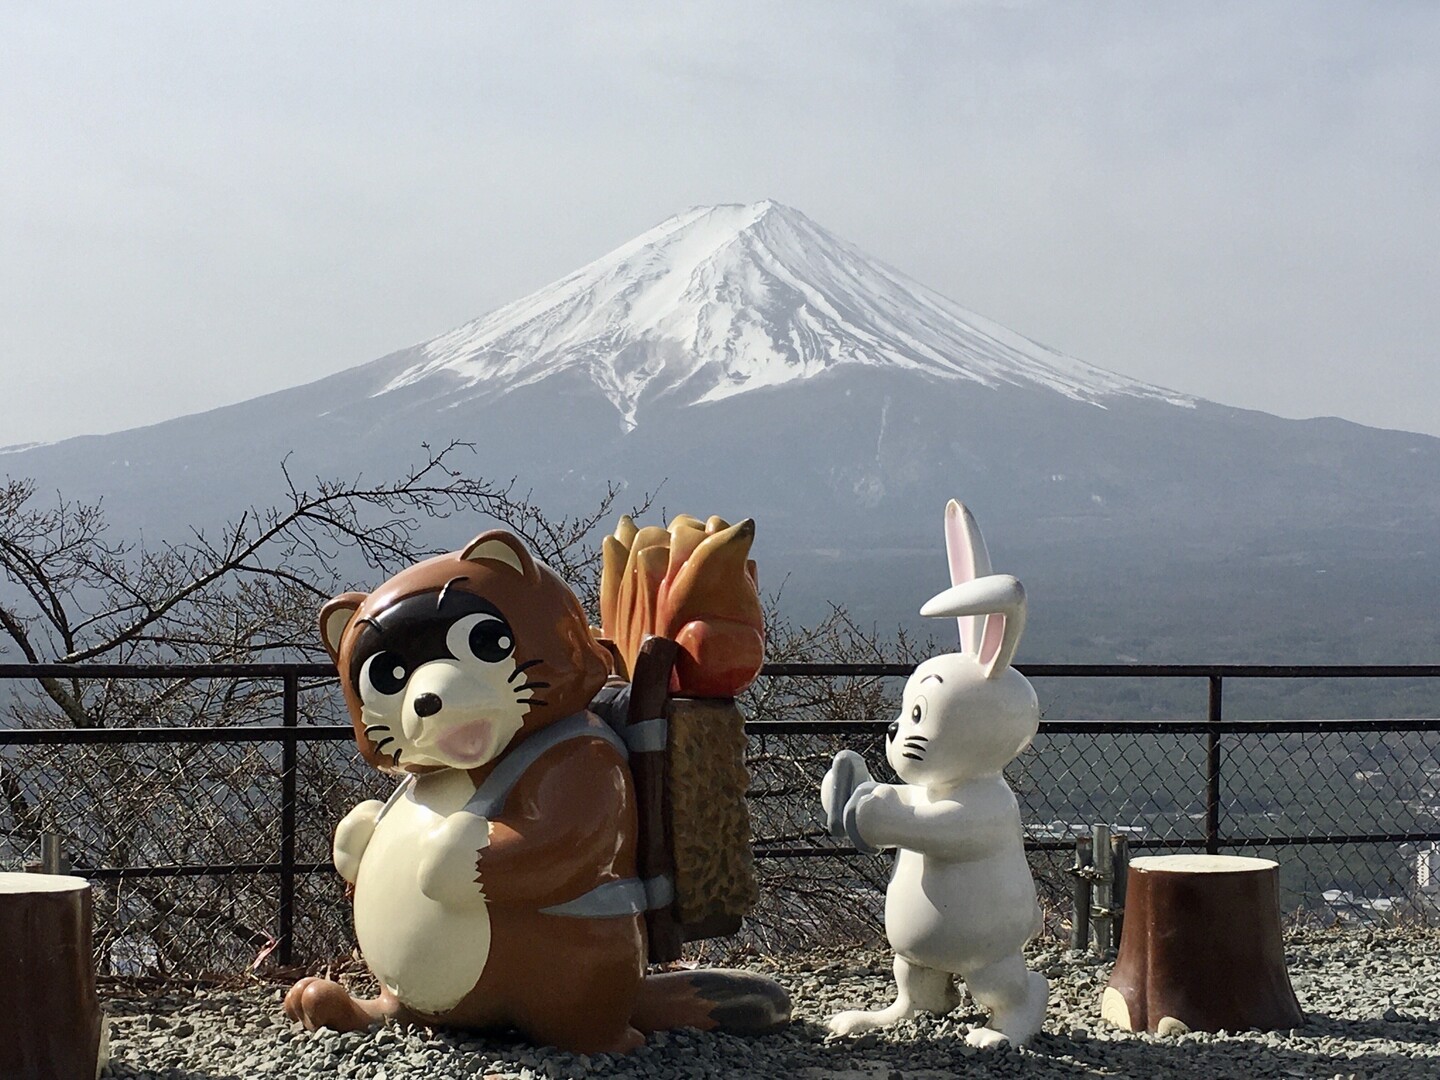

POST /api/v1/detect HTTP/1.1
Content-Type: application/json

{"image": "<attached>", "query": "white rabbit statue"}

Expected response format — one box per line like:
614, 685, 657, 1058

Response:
820, 499, 1048, 1048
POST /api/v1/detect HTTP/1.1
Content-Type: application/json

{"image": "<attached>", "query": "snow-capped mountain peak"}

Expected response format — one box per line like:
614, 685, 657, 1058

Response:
383, 201, 1191, 429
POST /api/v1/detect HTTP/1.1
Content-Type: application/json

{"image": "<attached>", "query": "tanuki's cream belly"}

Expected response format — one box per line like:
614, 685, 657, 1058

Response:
353, 772, 491, 1014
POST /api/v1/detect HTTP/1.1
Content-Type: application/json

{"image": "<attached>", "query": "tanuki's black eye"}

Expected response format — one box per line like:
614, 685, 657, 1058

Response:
443, 613, 515, 664
366, 652, 409, 697
469, 617, 514, 662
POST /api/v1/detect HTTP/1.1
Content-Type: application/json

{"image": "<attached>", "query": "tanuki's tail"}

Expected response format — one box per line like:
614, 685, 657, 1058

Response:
631, 968, 791, 1036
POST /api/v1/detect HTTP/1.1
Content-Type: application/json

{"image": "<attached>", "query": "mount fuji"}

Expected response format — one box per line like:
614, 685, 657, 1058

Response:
387, 201, 1191, 429
7, 202, 1440, 666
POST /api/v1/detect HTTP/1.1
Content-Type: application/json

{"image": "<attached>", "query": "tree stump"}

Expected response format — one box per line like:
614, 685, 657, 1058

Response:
1101, 854, 1303, 1033
0, 872, 105, 1079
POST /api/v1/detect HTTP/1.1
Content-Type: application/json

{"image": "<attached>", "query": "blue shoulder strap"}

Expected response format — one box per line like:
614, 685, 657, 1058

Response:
465, 711, 628, 818
373, 774, 414, 825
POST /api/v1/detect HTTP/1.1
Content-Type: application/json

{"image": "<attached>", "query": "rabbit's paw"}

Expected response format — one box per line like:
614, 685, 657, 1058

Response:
846, 781, 909, 852
821, 750, 873, 836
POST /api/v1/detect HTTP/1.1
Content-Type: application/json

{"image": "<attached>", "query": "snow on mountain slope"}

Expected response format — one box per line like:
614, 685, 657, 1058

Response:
384, 201, 1193, 429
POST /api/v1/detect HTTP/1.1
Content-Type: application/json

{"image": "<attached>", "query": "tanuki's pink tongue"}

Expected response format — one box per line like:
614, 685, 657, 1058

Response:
435, 721, 493, 763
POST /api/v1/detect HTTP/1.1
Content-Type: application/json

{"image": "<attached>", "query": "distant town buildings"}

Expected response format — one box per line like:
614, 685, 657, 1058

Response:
1416, 841, 1440, 898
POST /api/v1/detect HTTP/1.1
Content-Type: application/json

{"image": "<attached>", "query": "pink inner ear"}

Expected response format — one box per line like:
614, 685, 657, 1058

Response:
979, 612, 1006, 671
944, 506, 976, 588
944, 505, 977, 651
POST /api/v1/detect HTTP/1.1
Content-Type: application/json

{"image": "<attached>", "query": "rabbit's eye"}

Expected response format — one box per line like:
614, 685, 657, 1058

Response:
910, 703, 923, 724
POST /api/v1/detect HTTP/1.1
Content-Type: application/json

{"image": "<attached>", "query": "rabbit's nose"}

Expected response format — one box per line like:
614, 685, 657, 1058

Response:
886, 721, 899, 741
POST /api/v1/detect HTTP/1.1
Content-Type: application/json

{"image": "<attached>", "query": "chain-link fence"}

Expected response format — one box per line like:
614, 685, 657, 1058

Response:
1, 662, 1437, 977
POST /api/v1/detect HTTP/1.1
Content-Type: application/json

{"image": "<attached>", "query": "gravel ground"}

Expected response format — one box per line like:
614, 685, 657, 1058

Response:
100, 928, 1439, 1080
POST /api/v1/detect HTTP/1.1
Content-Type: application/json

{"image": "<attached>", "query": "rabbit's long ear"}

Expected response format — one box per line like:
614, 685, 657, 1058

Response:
944, 500, 992, 653
920, 575, 1028, 678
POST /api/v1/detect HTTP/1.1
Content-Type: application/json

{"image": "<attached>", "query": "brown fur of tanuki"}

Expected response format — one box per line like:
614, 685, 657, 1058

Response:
666, 698, 759, 927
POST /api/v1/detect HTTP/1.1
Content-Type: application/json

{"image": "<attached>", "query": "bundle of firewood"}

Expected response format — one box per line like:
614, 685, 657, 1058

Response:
666, 698, 761, 926
600, 514, 764, 698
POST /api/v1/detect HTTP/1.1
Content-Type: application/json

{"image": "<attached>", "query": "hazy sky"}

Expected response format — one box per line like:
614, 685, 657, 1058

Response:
3, 1, 1438, 446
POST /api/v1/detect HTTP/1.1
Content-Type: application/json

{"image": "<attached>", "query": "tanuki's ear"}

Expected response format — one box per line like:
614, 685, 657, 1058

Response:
460, 530, 537, 579
320, 593, 367, 663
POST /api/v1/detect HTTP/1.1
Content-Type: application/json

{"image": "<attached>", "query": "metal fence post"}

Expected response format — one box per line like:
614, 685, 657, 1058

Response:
279, 672, 299, 967
40, 833, 65, 875
1207, 675, 1223, 856
1092, 823, 1114, 956
1110, 832, 1128, 948
1070, 835, 1094, 951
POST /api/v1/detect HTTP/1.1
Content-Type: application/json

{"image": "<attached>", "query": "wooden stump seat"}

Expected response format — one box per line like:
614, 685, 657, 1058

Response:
1101, 854, 1304, 1034
0, 872, 106, 1079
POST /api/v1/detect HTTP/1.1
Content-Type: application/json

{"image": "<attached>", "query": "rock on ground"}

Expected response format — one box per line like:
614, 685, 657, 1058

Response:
99, 927, 1440, 1080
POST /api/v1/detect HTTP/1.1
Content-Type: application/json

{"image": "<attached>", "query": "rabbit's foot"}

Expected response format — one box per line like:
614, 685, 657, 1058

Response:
827, 1003, 910, 1036
965, 1025, 1011, 1050
968, 969, 1048, 1048
893, 954, 961, 1016
284, 976, 402, 1033
829, 954, 958, 1035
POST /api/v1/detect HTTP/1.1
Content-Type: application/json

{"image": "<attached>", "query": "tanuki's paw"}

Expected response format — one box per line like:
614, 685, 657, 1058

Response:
593, 1026, 647, 1056
333, 800, 385, 884
283, 977, 377, 1033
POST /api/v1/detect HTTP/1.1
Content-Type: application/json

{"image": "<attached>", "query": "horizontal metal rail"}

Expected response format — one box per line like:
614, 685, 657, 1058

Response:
70, 862, 334, 880
5, 716, 1436, 746
762, 663, 1440, 678
0, 663, 335, 679
0, 725, 355, 745
757, 831, 1440, 860
746, 717, 1440, 736
72, 823, 1440, 878
8, 662, 1440, 680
